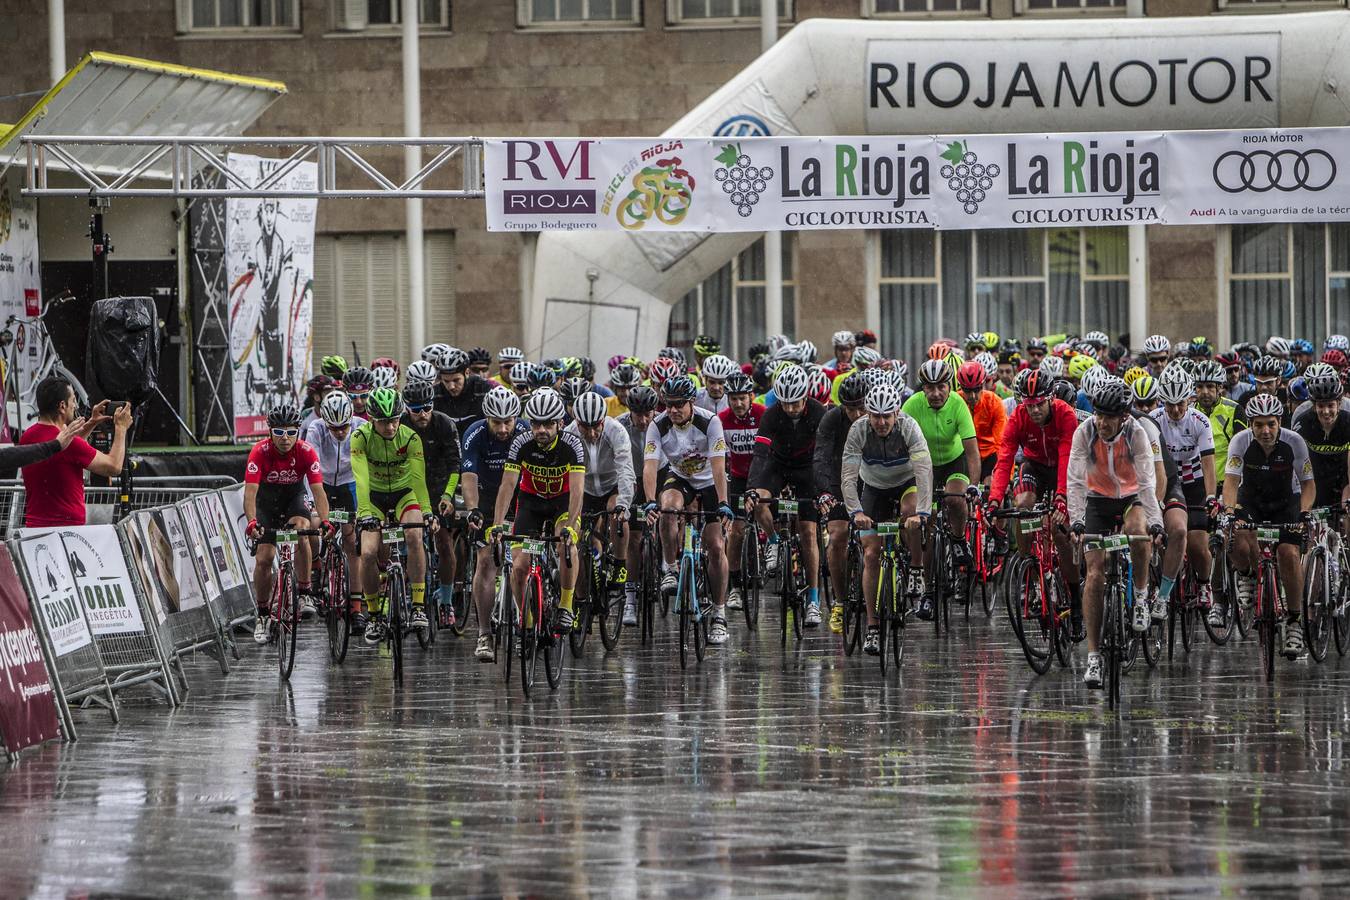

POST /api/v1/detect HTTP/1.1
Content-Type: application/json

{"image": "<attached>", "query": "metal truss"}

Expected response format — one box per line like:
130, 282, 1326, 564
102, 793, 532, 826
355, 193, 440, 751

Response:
20, 135, 485, 198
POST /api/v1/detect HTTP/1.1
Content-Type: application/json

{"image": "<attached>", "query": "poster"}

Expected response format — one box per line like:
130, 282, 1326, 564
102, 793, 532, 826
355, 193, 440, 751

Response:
176, 499, 222, 602
120, 515, 166, 625
0, 544, 61, 756
14, 533, 93, 657
124, 508, 208, 616
56, 527, 145, 637
0, 168, 43, 436
194, 492, 247, 593
226, 153, 318, 440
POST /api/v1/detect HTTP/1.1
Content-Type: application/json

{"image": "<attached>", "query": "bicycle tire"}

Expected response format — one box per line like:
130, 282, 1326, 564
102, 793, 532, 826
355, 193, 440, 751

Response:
743, 524, 761, 632
842, 539, 863, 656
1334, 550, 1350, 656
388, 567, 405, 685
277, 562, 298, 681
327, 548, 350, 664
1014, 558, 1054, 675
599, 560, 624, 652
451, 533, 473, 637
570, 555, 596, 658
1048, 570, 1072, 669
1141, 612, 1165, 670
521, 572, 541, 697
779, 532, 793, 648
1105, 579, 1121, 711
1302, 547, 1330, 663
500, 577, 515, 684
678, 557, 693, 670
544, 584, 565, 691
693, 558, 708, 664
1259, 564, 1277, 683
889, 576, 905, 672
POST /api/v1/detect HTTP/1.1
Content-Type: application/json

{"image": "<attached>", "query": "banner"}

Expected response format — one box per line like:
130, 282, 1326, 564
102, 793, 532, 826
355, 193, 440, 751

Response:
0, 168, 43, 435
124, 508, 209, 616
57, 527, 145, 637
192, 492, 248, 594
0, 545, 60, 757
14, 534, 93, 657
176, 499, 223, 601
226, 153, 318, 441
1162, 128, 1350, 226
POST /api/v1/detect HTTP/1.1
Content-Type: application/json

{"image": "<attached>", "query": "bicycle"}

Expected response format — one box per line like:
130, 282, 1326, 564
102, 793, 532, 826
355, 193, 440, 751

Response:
1079, 531, 1152, 711
637, 518, 664, 646
767, 497, 807, 648
442, 511, 474, 637
1203, 526, 1236, 646
359, 520, 428, 687
874, 521, 911, 676
739, 509, 764, 632
840, 525, 865, 656
661, 509, 723, 669
927, 489, 978, 636
573, 508, 626, 656
1300, 506, 1341, 664
505, 531, 571, 697
321, 510, 351, 664
968, 490, 1001, 620
490, 532, 516, 684
249, 526, 321, 682
1165, 506, 1215, 661
996, 506, 1071, 675
1231, 518, 1304, 683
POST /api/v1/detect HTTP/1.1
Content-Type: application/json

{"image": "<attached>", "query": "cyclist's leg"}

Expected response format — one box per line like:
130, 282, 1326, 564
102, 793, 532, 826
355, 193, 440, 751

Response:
555, 510, 579, 612
657, 474, 689, 570
726, 474, 746, 602
1083, 547, 1106, 654
702, 505, 729, 611
472, 538, 497, 639
794, 471, 821, 595
358, 524, 384, 619
1123, 502, 1150, 598
826, 516, 849, 603
434, 525, 455, 598
862, 533, 881, 627
899, 488, 923, 595
606, 492, 628, 576
945, 473, 969, 541
254, 541, 277, 616
398, 495, 428, 615
1162, 502, 1187, 581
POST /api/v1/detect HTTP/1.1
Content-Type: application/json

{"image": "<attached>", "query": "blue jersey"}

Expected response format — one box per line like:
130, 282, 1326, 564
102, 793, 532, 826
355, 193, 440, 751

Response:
461, 418, 528, 499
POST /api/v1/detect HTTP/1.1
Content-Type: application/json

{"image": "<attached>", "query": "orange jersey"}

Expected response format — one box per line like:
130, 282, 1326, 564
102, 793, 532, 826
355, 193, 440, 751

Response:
968, 390, 1007, 459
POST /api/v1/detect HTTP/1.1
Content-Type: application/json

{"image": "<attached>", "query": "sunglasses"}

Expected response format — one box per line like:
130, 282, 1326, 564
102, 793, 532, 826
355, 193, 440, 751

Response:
327, 423, 351, 433
1148, 356, 1169, 364
271, 428, 299, 438
1028, 350, 1046, 358
348, 391, 370, 400
407, 403, 433, 413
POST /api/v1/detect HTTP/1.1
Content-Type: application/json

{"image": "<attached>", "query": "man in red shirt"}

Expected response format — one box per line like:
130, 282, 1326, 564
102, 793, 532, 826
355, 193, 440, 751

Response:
20, 376, 131, 528
718, 372, 765, 612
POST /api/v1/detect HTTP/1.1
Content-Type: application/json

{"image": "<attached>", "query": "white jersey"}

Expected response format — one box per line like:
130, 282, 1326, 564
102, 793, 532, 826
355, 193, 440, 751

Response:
644, 408, 727, 490
564, 418, 635, 508
1149, 406, 1214, 485
694, 388, 729, 416
304, 415, 366, 486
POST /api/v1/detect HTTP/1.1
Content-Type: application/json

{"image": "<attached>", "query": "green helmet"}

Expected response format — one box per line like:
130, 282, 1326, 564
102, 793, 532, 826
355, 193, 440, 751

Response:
321, 354, 349, 379
368, 386, 404, 420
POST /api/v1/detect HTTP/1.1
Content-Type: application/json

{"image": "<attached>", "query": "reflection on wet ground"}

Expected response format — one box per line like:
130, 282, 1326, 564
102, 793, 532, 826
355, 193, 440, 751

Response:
5, 600, 1350, 896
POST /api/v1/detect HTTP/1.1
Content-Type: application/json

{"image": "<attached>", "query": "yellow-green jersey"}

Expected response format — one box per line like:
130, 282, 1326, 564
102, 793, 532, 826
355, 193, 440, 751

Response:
1203, 397, 1238, 484
350, 421, 432, 520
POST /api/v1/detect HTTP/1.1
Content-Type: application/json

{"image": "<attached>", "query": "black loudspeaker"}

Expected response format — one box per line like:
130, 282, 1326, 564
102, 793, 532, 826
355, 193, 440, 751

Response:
85, 296, 160, 405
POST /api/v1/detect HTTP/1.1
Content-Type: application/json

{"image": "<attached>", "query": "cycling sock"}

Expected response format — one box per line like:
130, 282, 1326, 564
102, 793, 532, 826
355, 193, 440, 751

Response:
560, 587, 574, 612
808, 587, 819, 606
1158, 575, 1176, 602
411, 582, 426, 610
364, 591, 381, 616
624, 581, 637, 599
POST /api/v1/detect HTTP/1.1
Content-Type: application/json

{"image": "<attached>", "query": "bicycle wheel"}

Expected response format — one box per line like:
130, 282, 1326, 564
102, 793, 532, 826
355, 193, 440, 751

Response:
451, 533, 472, 637
979, 525, 998, 619
1302, 547, 1330, 663
1013, 558, 1054, 675
1048, 570, 1073, 669
544, 587, 565, 691
877, 557, 891, 676
1140, 609, 1165, 669
327, 549, 350, 664
779, 533, 793, 648
1334, 550, 1350, 656
790, 537, 804, 643
930, 526, 948, 637
678, 557, 693, 670
693, 559, 708, 664
1105, 580, 1122, 710
387, 568, 405, 685
502, 581, 516, 685
277, 563, 298, 681
1258, 565, 1277, 682
889, 576, 905, 672
842, 539, 863, 656
599, 558, 624, 652
521, 573, 541, 697
742, 524, 761, 632
570, 555, 595, 658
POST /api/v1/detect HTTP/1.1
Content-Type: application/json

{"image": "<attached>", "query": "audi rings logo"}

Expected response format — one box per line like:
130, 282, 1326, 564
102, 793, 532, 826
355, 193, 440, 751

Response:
1212, 149, 1337, 193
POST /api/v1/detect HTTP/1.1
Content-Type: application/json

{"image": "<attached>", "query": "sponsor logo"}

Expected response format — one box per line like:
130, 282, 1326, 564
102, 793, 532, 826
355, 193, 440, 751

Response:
714, 143, 773, 218
603, 142, 695, 231
714, 115, 771, 137
938, 141, 999, 215
1212, 149, 1336, 194
500, 140, 598, 216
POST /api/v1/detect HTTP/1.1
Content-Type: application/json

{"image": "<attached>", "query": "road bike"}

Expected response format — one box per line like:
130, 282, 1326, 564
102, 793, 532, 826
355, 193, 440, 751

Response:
874, 521, 912, 676
841, 525, 865, 656
660, 510, 723, 669
996, 505, 1071, 674
321, 511, 351, 664
250, 526, 320, 682
1079, 531, 1152, 711
1231, 519, 1303, 683
1300, 506, 1341, 664
739, 507, 764, 632
360, 520, 428, 686
573, 508, 626, 655
506, 532, 570, 697
927, 489, 979, 636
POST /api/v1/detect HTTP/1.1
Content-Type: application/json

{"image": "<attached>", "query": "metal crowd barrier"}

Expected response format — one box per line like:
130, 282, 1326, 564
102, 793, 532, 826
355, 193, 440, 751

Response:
0, 476, 241, 539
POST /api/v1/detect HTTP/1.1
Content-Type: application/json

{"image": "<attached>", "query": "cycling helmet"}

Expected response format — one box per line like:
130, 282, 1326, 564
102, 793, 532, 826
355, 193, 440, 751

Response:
693, 334, 722, 357
701, 354, 738, 381
371, 366, 398, 390
774, 365, 810, 403
307, 374, 338, 397
1265, 336, 1291, 357
1303, 361, 1337, 383
1282, 360, 1298, 380
405, 360, 437, 385
1323, 349, 1349, 371
1091, 378, 1131, 415
573, 391, 607, 426
893, 359, 910, 384
796, 340, 818, 364
1325, 335, 1350, 353
1189, 338, 1213, 359
1080, 365, 1108, 395
1142, 334, 1171, 356
1014, 368, 1054, 401
982, 331, 1000, 351
626, 385, 658, 414
267, 403, 302, 429
831, 330, 856, 348
1122, 366, 1148, 387
852, 346, 882, 369
439, 347, 470, 374
927, 342, 952, 361
526, 364, 556, 390
1083, 330, 1109, 348
367, 387, 404, 420
662, 374, 698, 404
402, 380, 434, 407
483, 385, 522, 419
320, 355, 348, 379
420, 343, 451, 363
1157, 371, 1193, 405
956, 361, 986, 391
1075, 341, 1099, 360
1051, 379, 1078, 406
1305, 370, 1344, 401
607, 354, 627, 372
560, 376, 592, 405
1193, 360, 1225, 385
499, 346, 525, 364
580, 357, 597, 381
524, 387, 565, 422
975, 351, 998, 380
838, 373, 867, 406
965, 332, 986, 350
864, 383, 902, 415
1290, 378, 1311, 403
1026, 337, 1049, 353
467, 347, 492, 367
918, 358, 952, 386
1038, 356, 1065, 380
773, 342, 799, 362
1215, 352, 1242, 370
1067, 354, 1097, 381
561, 357, 585, 379
372, 356, 399, 375
1252, 355, 1285, 378
508, 360, 534, 386
1131, 375, 1159, 403
318, 391, 353, 427
1246, 392, 1284, 420
342, 366, 374, 392
861, 367, 888, 389
649, 357, 682, 385
610, 363, 642, 388
725, 372, 756, 395
659, 347, 687, 369
808, 367, 832, 403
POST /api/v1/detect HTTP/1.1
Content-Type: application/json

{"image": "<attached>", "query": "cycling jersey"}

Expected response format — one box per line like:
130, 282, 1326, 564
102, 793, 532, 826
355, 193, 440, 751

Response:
403, 410, 461, 504
434, 375, 491, 434
1291, 408, 1350, 502
605, 394, 629, 418
1225, 427, 1313, 507
902, 391, 976, 467
1235, 388, 1292, 430
840, 413, 933, 514
245, 438, 323, 493
460, 418, 529, 506
564, 418, 635, 508
618, 412, 661, 470
1066, 416, 1163, 531
694, 388, 729, 416
303, 416, 366, 486
644, 409, 727, 490
350, 422, 432, 520
748, 399, 827, 484
1149, 407, 1214, 486
813, 405, 855, 499
989, 398, 1078, 504
966, 390, 1007, 460
505, 430, 586, 499
1291, 396, 1350, 422
718, 403, 765, 480
1197, 398, 1238, 484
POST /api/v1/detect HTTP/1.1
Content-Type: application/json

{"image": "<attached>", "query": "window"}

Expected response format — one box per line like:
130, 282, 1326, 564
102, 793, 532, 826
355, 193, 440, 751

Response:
1218, 0, 1343, 10
519, 0, 640, 27
1226, 224, 1350, 346
365, 0, 450, 27
668, 237, 795, 360
876, 228, 1128, 372
181, 0, 300, 31
1016, 0, 1123, 13
312, 232, 456, 365
867, 0, 985, 16
668, 0, 794, 24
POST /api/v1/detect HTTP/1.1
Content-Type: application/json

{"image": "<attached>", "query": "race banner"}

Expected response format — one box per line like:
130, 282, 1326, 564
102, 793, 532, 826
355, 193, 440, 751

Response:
1161, 128, 1350, 226
226, 153, 318, 441
14, 533, 93, 657
0, 168, 44, 436
57, 527, 145, 637
192, 492, 248, 594
0, 544, 61, 757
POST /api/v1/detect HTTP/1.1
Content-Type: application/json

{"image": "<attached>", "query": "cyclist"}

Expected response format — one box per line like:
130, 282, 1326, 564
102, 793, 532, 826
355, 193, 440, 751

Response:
1143, 335, 1171, 377
746, 364, 828, 626
607, 362, 642, 418
342, 366, 374, 419
902, 358, 981, 620
1223, 393, 1316, 658
565, 391, 635, 614
466, 347, 493, 381
492, 387, 586, 632
301, 374, 339, 431
351, 387, 434, 646
826, 330, 856, 378
842, 382, 932, 656
719, 372, 766, 614
461, 386, 529, 662
642, 375, 735, 645
696, 354, 737, 415
303, 391, 364, 626
814, 372, 868, 633
1292, 368, 1350, 529
1151, 369, 1218, 624
956, 360, 1006, 485
1193, 360, 1239, 494
401, 380, 463, 628
1235, 355, 1290, 429
1068, 378, 1163, 689
618, 384, 661, 625
433, 346, 491, 434
497, 346, 525, 387
1291, 362, 1350, 421
244, 404, 331, 644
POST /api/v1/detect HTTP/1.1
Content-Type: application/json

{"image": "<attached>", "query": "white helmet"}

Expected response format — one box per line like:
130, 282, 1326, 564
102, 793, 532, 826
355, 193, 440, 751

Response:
701, 354, 738, 381
796, 340, 818, 364
1039, 356, 1065, 379
1080, 365, 1108, 395
483, 385, 521, 420
421, 342, 451, 363
831, 330, 856, 348
318, 390, 353, 427
1083, 330, 1110, 348
524, 387, 565, 422
371, 366, 398, 390
508, 360, 533, 386
1246, 392, 1284, 419
864, 383, 902, 415
498, 346, 525, 364
1142, 334, 1171, 355
1157, 371, 1194, 405
852, 346, 882, 369
774, 364, 810, 403
573, 391, 607, 426
406, 360, 437, 384
1265, 336, 1291, 357
975, 351, 997, 379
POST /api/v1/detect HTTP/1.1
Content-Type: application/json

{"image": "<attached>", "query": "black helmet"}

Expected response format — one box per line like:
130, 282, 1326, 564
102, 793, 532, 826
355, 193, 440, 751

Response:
611, 363, 642, 388
342, 366, 374, 392
580, 357, 597, 381
661, 374, 697, 403
1090, 378, 1130, 415
725, 372, 756, 396
1305, 372, 1344, 402
467, 346, 492, 366
267, 404, 301, 428
838, 373, 867, 406
402, 381, 434, 407
526, 364, 556, 390
561, 376, 591, 405
626, 385, 658, 414
1252, 355, 1284, 378
1051, 378, 1078, 406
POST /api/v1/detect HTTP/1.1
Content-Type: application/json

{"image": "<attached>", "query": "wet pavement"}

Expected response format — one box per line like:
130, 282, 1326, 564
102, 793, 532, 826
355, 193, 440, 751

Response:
6, 593, 1350, 897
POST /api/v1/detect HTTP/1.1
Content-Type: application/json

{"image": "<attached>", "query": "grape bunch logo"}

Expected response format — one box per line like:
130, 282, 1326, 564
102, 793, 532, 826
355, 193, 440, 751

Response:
939, 140, 999, 215
614, 154, 695, 231
714, 143, 774, 218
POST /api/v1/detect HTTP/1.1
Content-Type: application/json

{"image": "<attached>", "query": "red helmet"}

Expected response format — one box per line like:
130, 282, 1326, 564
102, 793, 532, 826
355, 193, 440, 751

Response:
927, 342, 951, 361
371, 356, 400, 375
956, 361, 986, 391
648, 357, 681, 385
1322, 349, 1349, 371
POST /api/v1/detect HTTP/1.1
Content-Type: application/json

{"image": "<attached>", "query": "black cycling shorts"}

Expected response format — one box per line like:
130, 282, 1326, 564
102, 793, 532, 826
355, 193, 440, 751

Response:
931, 457, 970, 501
1015, 459, 1059, 501
582, 488, 618, 517
323, 482, 356, 515
750, 464, 819, 523
861, 480, 916, 525
1234, 496, 1303, 547
256, 486, 312, 531
1174, 479, 1208, 531
368, 488, 420, 522
1083, 495, 1143, 535
659, 472, 720, 513
513, 492, 570, 537
728, 474, 748, 516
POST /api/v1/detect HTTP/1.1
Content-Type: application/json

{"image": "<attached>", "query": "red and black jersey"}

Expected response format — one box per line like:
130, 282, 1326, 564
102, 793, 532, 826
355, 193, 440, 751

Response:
504, 431, 585, 499
245, 439, 323, 491
717, 403, 765, 480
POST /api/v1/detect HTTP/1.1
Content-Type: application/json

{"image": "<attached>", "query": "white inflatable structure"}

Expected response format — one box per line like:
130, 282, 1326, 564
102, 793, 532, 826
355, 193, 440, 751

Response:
526, 12, 1350, 360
